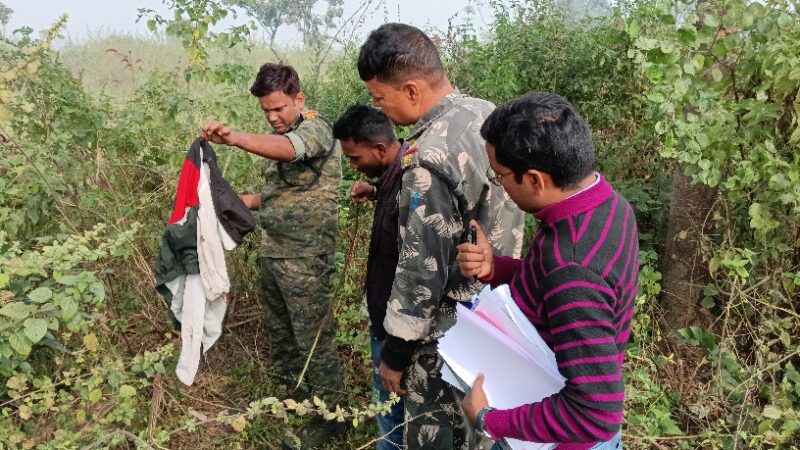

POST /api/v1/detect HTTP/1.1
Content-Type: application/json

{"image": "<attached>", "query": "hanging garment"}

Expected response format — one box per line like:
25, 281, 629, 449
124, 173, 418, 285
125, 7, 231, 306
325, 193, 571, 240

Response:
155, 138, 256, 385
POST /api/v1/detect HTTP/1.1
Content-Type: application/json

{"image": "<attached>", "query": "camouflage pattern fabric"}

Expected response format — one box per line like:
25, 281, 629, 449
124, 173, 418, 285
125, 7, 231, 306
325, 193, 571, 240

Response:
260, 110, 342, 258
403, 349, 468, 450
260, 253, 344, 401
257, 110, 343, 403
384, 90, 525, 345
384, 90, 525, 449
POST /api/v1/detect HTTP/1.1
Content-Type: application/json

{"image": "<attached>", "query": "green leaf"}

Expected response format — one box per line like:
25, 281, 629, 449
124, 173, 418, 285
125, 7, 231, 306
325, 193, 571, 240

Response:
741, 12, 755, 28
646, 65, 662, 83
789, 125, 800, 145
28, 287, 53, 303
118, 384, 136, 398
703, 284, 720, 296
627, 21, 641, 38
711, 68, 723, 82
677, 26, 697, 45
704, 14, 720, 28
83, 333, 100, 352
701, 297, 716, 309
9, 333, 32, 356
0, 302, 37, 320
59, 298, 79, 321
763, 405, 783, 420
89, 388, 102, 403
23, 318, 48, 344
0, 273, 9, 289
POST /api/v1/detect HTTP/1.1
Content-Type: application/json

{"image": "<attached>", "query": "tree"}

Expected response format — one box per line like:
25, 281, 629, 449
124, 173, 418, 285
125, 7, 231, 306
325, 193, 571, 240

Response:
226, 0, 344, 56
0, 2, 13, 28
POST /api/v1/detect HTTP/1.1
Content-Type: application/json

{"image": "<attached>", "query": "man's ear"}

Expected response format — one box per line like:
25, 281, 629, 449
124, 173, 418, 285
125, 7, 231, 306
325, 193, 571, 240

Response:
294, 91, 306, 109
374, 142, 387, 160
526, 169, 547, 195
402, 81, 420, 104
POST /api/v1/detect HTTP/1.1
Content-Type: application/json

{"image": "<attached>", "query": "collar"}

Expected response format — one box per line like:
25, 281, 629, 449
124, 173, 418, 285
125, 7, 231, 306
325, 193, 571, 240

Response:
408, 89, 464, 140
281, 111, 305, 134
533, 173, 613, 224
375, 140, 407, 191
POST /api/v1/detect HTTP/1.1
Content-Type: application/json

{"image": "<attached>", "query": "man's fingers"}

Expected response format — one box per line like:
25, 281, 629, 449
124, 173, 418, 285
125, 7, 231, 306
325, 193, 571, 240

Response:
473, 372, 485, 390
202, 121, 226, 136
456, 248, 486, 261
392, 379, 406, 395
382, 377, 392, 394
460, 262, 483, 273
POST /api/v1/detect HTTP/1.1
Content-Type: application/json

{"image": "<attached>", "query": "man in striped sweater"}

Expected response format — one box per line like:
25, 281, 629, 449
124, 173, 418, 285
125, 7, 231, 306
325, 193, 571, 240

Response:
456, 92, 638, 450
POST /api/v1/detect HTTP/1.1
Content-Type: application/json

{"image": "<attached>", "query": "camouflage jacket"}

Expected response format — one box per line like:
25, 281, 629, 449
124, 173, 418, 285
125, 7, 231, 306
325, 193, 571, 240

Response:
260, 110, 342, 258
383, 90, 524, 347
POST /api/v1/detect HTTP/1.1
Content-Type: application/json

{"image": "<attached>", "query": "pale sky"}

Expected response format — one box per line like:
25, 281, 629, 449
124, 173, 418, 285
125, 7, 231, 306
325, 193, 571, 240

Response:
3, 0, 494, 46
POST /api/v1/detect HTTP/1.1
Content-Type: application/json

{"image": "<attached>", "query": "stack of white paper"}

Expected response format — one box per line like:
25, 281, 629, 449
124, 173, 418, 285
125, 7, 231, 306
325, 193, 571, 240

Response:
439, 285, 565, 450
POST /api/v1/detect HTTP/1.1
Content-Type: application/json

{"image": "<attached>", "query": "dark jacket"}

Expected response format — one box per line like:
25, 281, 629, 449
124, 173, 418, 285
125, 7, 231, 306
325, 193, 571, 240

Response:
365, 142, 406, 339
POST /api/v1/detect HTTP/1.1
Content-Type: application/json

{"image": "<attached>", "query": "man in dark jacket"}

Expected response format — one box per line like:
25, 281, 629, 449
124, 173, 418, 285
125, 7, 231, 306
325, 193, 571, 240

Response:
333, 105, 406, 450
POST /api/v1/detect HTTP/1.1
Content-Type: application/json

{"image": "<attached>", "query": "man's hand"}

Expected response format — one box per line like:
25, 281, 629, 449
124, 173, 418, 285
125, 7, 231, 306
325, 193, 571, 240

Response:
456, 220, 494, 280
379, 361, 406, 396
462, 373, 489, 426
238, 193, 260, 211
201, 120, 237, 146
350, 181, 376, 203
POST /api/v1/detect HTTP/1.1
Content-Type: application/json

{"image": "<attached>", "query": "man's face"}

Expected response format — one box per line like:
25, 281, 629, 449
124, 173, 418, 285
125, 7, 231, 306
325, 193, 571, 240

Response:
341, 139, 386, 179
486, 142, 539, 213
259, 90, 304, 134
365, 78, 418, 126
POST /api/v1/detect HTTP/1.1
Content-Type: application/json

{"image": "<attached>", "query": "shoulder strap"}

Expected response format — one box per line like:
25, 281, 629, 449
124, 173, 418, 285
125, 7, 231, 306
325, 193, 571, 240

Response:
406, 158, 469, 217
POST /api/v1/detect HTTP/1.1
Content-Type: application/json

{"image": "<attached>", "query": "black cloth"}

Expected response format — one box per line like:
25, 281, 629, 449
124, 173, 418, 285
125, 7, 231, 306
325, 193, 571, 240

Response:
364, 142, 406, 339
197, 139, 256, 244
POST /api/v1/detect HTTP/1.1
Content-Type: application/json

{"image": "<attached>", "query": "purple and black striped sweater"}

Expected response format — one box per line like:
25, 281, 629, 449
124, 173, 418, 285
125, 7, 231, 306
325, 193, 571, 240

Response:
483, 174, 639, 449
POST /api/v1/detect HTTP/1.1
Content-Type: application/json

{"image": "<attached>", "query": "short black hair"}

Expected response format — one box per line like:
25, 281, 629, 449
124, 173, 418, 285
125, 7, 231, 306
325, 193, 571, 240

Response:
357, 23, 445, 84
333, 104, 397, 146
480, 92, 596, 189
250, 63, 300, 97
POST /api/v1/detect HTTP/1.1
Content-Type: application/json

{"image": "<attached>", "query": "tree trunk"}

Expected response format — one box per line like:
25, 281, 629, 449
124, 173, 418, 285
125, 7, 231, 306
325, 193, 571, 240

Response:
659, 167, 717, 331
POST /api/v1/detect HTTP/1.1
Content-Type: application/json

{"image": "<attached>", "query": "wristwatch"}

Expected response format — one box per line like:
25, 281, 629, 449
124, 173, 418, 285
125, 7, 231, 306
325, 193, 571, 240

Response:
475, 406, 497, 439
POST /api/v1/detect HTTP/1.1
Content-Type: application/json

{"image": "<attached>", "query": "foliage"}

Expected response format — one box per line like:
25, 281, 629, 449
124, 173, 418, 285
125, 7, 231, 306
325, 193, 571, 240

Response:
228, 0, 345, 50
628, 0, 800, 447
137, 0, 256, 86
0, 1, 12, 28
443, 1, 666, 249
3, 0, 800, 448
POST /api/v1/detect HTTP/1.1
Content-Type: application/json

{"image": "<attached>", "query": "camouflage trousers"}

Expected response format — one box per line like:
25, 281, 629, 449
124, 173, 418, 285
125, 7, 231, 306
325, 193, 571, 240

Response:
403, 349, 470, 450
260, 253, 344, 402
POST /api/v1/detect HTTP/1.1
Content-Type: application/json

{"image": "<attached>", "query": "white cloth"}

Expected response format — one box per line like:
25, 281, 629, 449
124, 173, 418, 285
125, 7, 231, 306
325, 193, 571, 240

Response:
197, 157, 235, 300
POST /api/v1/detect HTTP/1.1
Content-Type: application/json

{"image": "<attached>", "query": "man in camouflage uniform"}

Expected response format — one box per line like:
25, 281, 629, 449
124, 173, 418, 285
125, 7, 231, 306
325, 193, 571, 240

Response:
201, 63, 344, 449
357, 24, 525, 449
